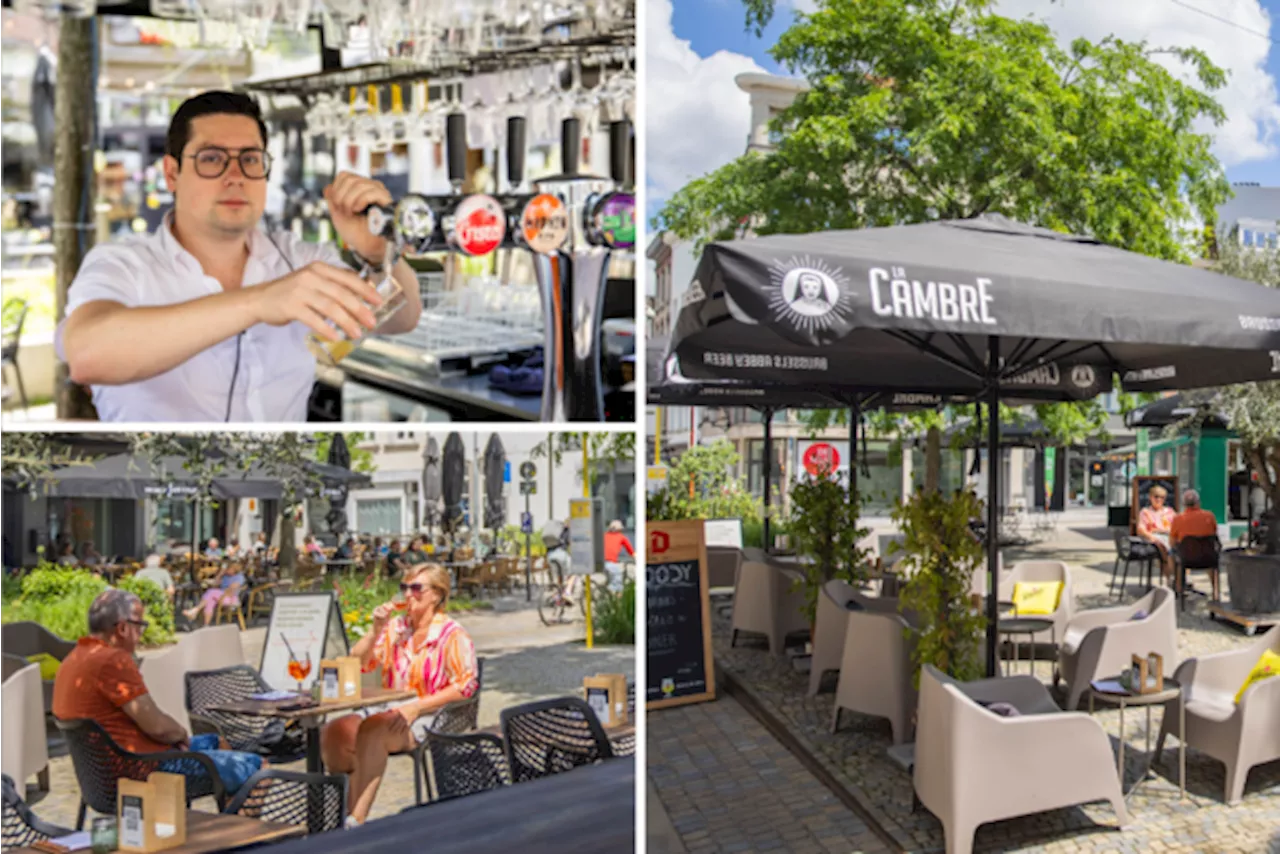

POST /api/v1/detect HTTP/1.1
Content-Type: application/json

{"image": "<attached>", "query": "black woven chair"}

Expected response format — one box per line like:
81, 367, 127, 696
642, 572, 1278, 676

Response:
55, 718, 227, 829
3, 773, 72, 849
612, 683, 636, 758
499, 696, 614, 784
223, 769, 347, 835
1110, 528, 1159, 598
418, 732, 509, 804
407, 657, 484, 805
185, 665, 306, 762
1174, 535, 1222, 610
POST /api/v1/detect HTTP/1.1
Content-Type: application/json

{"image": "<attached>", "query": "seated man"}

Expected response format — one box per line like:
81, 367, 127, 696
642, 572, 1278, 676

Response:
1170, 489, 1221, 600
52, 589, 262, 796
134, 554, 176, 604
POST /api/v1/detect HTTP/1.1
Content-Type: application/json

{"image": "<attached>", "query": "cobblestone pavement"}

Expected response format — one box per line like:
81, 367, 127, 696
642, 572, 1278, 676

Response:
708, 516, 1280, 853
649, 692, 892, 854
26, 597, 633, 827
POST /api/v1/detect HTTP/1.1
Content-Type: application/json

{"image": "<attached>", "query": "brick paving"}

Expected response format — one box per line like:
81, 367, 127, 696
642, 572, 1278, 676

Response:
22, 598, 634, 828
648, 691, 892, 854
704, 518, 1280, 853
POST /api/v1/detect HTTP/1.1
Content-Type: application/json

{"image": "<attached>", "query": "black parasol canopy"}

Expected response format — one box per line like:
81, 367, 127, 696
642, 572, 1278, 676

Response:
1124, 393, 1231, 431
483, 435, 506, 531
421, 436, 442, 531
667, 215, 1280, 675
325, 434, 351, 535
442, 433, 466, 534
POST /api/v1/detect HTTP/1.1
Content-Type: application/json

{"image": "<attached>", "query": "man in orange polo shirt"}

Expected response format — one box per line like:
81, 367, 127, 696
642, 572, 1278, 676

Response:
1170, 489, 1221, 601
53, 589, 263, 795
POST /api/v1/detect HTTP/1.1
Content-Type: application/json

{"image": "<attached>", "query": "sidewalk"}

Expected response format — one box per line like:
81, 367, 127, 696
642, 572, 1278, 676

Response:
648, 691, 891, 854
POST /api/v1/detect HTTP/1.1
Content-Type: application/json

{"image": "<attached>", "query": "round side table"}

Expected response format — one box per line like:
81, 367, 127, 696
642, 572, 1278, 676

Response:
998, 617, 1055, 676
1088, 676, 1184, 801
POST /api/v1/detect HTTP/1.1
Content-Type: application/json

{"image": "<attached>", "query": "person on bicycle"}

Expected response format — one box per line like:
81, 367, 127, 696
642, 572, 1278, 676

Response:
603, 520, 634, 592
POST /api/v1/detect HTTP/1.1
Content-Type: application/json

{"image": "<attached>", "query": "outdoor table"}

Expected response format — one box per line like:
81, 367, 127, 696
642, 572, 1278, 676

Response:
997, 617, 1055, 676
1088, 676, 1185, 801
255, 757, 634, 854
11, 811, 305, 854
206, 686, 416, 773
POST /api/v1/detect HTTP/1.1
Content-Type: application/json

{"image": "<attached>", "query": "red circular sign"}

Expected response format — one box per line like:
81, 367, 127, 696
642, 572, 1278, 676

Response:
803, 443, 840, 477
453, 194, 506, 257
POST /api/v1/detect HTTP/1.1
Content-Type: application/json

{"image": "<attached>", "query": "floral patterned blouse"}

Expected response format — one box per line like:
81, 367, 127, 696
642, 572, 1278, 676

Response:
1138, 505, 1176, 537
362, 613, 479, 700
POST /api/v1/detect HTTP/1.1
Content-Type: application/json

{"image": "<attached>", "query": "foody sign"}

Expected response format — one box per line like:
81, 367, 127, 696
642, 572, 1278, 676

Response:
646, 520, 715, 710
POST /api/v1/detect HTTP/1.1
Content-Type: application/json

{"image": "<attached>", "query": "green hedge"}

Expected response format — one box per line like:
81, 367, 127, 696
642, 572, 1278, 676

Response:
592, 577, 635, 645
1, 564, 175, 646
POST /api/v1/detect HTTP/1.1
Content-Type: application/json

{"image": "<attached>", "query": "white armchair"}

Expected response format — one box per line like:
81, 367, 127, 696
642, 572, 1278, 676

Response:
1, 663, 49, 793
730, 557, 809, 657
1056, 588, 1178, 711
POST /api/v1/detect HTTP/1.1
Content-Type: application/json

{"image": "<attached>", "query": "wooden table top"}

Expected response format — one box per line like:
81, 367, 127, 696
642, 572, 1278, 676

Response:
207, 687, 417, 720
14, 811, 305, 854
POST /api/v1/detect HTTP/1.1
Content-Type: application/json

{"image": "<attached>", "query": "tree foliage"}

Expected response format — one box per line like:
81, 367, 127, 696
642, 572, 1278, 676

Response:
663, 0, 1229, 261
647, 441, 763, 523
788, 465, 872, 624
528, 431, 637, 486
312, 432, 377, 474
1, 433, 99, 497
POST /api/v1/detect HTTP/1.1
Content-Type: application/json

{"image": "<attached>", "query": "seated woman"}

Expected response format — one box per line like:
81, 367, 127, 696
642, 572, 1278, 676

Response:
182, 563, 245, 627
320, 563, 477, 825
1137, 484, 1177, 583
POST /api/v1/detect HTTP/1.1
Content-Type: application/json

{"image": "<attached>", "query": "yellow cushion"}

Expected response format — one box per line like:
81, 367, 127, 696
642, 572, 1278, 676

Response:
25, 652, 60, 681
1012, 581, 1063, 616
1235, 649, 1280, 704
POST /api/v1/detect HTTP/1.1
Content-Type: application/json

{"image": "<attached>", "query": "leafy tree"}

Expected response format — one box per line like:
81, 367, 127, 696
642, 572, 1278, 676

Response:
647, 441, 763, 523
788, 463, 872, 623
660, 0, 1231, 481
1, 434, 99, 497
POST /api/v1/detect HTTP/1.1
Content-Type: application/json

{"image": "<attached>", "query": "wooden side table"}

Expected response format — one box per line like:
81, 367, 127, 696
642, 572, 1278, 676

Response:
1088, 676, 1185, 801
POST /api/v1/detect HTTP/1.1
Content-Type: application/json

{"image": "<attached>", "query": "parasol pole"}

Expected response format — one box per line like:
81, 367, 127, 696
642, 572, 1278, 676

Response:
985, 336, 1002, 678
762, 407, 774, 553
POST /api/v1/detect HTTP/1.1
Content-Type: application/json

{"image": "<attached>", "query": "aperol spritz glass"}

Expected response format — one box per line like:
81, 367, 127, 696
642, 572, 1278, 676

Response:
286, 651, 312, 693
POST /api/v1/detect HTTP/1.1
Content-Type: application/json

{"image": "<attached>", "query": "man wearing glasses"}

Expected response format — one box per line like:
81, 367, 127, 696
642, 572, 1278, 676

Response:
58, 90, 423, 421
52, 589, 264, 798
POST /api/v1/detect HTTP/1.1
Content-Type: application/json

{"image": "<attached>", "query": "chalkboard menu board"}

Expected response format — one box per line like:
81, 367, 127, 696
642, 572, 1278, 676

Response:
647, 519, 715, 709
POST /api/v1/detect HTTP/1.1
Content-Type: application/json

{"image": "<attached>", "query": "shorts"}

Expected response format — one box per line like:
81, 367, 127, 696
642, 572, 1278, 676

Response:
355, 700, 436, 743
161, 733, 263, 797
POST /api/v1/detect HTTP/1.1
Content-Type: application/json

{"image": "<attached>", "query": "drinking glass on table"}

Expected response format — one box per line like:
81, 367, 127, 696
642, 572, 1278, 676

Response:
287, 651, 312, 693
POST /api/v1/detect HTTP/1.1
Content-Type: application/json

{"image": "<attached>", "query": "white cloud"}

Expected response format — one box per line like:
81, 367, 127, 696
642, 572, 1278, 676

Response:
644, 0, 766, 203
995, 0, 1280, 167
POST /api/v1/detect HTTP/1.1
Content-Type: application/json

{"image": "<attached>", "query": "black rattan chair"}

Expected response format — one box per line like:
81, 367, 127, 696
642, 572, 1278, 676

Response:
185, 665, 306, 762
1174, 535, 1222, 610
499, 696, 614, 784
612, 683, 636, 758
1110, 528, 1159, 598
418, 732, 509, 804
55, 718, 227, 829
407, 657, 484, 804
223, 769, 347, 834
3, 773, 72, 849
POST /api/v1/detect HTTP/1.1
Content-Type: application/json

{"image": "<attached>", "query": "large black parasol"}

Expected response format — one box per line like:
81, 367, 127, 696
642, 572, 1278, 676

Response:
421, 437, 442, 532
1124, 393, 1231, 430
442, 433, 466, 534
325, 434, 351, 535
483, 435, 507, 531
668, 214, 1280, 675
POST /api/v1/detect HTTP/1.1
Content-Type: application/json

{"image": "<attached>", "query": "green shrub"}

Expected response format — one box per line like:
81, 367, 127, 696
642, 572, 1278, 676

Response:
592, 577, 635, 645
19, 564, 106, 602
118, 576, 176, 646
2, 564, 174, 647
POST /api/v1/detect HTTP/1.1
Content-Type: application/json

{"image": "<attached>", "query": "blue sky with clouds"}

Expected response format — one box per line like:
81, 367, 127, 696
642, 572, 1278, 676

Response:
648, 0, 1280, 211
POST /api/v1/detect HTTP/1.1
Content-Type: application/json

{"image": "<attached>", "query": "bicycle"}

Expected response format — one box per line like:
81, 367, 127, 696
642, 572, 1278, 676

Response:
536, 563, 618, 627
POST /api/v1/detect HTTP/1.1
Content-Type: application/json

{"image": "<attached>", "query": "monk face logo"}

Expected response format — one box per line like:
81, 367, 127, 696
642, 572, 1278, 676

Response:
769, 256, 853, 333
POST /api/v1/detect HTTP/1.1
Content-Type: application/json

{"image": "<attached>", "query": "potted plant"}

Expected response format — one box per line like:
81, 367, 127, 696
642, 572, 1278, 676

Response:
788, 460, 872, 628
646, 440, 762, 525
893, 487, 987, 685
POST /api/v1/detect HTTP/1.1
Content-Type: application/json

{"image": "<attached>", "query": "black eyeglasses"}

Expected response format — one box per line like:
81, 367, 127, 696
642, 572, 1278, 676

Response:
127, 619, 150, 631
185, 146, 272, 180
399, 582, 428, 595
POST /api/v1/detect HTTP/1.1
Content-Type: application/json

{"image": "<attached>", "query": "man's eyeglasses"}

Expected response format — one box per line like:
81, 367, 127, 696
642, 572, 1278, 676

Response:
399, 582, 428, 596
186, 146, 272, 180
127, 619, 150, 631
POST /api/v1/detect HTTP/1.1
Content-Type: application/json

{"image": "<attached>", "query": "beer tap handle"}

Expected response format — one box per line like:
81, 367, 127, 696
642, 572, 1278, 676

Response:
609, 120, 632, 188
507, 116, 526, 192
561, 117, 580, 175
447, 113, 467, 193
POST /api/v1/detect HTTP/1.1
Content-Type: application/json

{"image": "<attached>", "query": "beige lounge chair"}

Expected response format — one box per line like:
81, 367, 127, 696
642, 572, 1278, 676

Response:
139, 642, 192, 732
809, 580, 912, 696
915, 665, 1128, 854
1154, 624, 1280, 804
998, 560, 1074, 648
831, 607, 916, 744
1, 622, 75, 715
706, 546, 742, 590
1057, 588, 1178, 711
1, 663, 49, 793
730, 556, 809, 656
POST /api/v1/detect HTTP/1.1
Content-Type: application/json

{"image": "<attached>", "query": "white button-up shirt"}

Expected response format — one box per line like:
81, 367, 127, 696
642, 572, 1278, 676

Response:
59, 213, 344, 422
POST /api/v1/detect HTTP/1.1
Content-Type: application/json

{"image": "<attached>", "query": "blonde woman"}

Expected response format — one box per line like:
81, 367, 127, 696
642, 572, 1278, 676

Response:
1137, 484, 1177, 583
320, 563, 478, 825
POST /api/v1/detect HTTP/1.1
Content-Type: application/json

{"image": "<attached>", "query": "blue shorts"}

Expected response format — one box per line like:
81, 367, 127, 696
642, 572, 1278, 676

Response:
161, 734, 263, 797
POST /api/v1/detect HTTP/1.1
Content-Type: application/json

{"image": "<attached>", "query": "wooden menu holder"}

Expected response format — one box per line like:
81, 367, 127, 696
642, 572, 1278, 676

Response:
1130, 652, 1165, 694
583, 674, 626, 727
117, 772, 186, 852
319, 656, 362, 703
